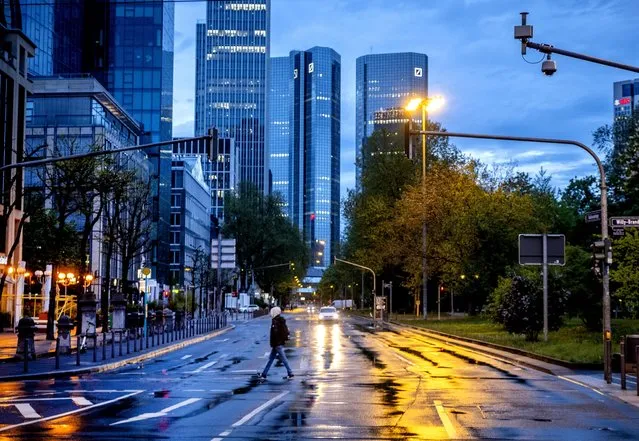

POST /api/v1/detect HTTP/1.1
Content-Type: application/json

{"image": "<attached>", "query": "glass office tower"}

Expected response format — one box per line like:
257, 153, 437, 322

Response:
195, 0, 270, 192
355, 52, 428, 188
268, 56, 290, 212
268, 47, 341, 270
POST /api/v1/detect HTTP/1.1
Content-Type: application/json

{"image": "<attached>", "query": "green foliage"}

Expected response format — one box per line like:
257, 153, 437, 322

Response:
562, 245, 602, 330
610, 230, 639, 316
223, 183, 309, 294
492, 272, 568, 341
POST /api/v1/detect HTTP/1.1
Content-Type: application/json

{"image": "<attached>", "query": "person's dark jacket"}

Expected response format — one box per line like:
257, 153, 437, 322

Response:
269, 315, 289, 347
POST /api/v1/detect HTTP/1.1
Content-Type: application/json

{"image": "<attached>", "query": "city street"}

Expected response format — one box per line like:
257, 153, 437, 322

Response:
0, 310, 638, 440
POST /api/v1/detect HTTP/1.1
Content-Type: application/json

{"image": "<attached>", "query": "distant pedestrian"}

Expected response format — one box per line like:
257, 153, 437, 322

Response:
257, 307, 294, 380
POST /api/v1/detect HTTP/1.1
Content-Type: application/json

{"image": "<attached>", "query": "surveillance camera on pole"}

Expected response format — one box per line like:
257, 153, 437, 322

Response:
514, 12, 639, 74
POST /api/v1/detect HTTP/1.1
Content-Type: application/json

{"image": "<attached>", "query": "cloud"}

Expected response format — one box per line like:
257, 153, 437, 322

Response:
173, 120, 194, 138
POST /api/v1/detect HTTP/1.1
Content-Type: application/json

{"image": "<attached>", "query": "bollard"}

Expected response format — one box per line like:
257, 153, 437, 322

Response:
126, 331, 130, 355
119, 332, 123, 356
93, 335, 97, 362
111, 332, 115, 359
636, 345, 639, 396
146, 328, 150, 349
621, 340, 626, 390
606, 340, 612, 384
76, 336, 81, 366
55, 337, 60, 370
102, 333, 107, 361
162, 326, 165, 345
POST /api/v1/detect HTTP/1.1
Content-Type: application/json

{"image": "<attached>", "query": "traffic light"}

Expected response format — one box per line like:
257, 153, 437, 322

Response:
591, 240, 605, 277
605, 238, 613, 265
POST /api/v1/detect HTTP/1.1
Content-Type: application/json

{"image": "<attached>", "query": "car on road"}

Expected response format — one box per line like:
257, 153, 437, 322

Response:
306, 305, 316, 314
318, 306, 339, 321
239, 304, 259, 313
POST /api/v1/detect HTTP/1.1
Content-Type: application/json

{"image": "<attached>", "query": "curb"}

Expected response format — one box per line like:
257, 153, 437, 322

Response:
0, 325, 235, 382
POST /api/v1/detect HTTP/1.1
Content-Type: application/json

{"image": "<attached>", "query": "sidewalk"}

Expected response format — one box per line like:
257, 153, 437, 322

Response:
0, 332, 60, 360
0, 323, 234, 381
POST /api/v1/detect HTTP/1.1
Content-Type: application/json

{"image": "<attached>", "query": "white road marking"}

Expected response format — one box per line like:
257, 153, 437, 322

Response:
211, 339, 230, 343
210, 390, 232, 393
434, 400, 459, 439
230, 370, 259, 374
210, 392, 289, 441
180, 355, 193, 360
219, 353, 229, 359
71, 397, 93, 406
63, 390, 139, 393
189, 361, 218, 373
14, 404, 41, 419
231, 391, 289, 427
259, 351, 270, 359
0, 390, 144, 433
558, 375, 605, 396
110, 398, 202, 426
184, 389, 206, 392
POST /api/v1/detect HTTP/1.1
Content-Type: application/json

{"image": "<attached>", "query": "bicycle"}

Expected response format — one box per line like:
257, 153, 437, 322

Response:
79, 320, 96, 353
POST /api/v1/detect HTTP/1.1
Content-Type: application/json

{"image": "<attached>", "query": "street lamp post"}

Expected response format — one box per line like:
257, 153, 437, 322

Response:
406, 96, 445, 320
141, 267, 151, 338
412, 129, 611, 383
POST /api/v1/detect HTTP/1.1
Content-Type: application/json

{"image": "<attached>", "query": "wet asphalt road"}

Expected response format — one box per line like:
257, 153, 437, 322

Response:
1, 310, 639, 440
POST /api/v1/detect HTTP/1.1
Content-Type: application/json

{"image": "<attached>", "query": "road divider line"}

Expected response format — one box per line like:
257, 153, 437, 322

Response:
190, 361, 218, 373
0, 390, 144, 432
111, 398, 202, 426
558, 375, 605, 396
232, 391, 289, 427
210, 392, 289, 441
14, 404, 41, 419
391, 351, 415, 366
434, 400, 459, 439
181, 355, 193, 360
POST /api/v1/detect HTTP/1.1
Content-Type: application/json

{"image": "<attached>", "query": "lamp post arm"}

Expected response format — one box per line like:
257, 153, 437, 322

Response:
333, 257, 376, 295
525, 41, 639, 73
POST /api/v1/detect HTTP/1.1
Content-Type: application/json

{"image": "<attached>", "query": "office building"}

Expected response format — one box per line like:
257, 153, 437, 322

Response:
172, 134, 239, 224
268, 56, 290, 212
355, 52, 428, 188
170, 157, 211, 291
25, 76, 152, 312
614, 79, 639, 119
195, 0, 270, 192
268, 47, 341, 272
0, 3, 35, 326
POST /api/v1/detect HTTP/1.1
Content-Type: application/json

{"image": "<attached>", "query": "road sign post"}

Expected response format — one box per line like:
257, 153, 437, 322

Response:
519, 234, 565, 342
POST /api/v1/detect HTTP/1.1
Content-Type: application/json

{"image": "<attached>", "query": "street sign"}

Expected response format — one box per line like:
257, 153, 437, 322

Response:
375, 296, 386, 311
585, 210, 601, 223
610, 217, 639, 228
211, 238, 236, 269
612, 228, 625, 237
519, 234, 565, 266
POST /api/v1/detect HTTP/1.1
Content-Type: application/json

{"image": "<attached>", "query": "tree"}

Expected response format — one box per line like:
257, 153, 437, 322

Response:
222, 183, 308, 297
610, 230, 639, 316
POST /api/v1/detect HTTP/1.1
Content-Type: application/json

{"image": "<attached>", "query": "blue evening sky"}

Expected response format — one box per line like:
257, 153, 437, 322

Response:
172, 0, 639, 198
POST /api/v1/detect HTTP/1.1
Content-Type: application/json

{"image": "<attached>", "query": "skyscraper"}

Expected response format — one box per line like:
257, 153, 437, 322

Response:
195, 0, 270, 192
613, 79, 639, 119
268, 56, 291, 212
355, 52, 428, 188
268, 47, 341, 271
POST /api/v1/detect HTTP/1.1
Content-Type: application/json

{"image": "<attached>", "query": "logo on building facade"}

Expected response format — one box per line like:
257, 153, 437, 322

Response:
308, 63, 314, 73
293, 68, 298, 79
414, 67, 423, 77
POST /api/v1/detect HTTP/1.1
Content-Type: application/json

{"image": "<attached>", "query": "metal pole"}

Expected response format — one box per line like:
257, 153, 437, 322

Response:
390, 282, 393, 321
620, 340, 626, 390
451, 288, 454, 315
421, 104, 428, 320
438, 284, 441, 321
361, 272, 364, 309
415, 130, 610, 380
143, 275, 148, 340
543, 233, 548, 342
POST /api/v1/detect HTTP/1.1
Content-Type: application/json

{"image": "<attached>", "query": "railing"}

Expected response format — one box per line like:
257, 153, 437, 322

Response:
19, 312, 232, 374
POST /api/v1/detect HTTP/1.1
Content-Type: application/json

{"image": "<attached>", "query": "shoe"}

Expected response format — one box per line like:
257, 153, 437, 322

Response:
256, 373, 266, 381
283, 374, 294, 380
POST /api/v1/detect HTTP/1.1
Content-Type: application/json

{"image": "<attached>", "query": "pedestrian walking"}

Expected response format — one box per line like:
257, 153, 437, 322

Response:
257, 307, 294, 381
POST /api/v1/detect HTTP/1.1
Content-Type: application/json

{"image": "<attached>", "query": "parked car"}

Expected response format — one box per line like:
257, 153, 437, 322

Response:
318, 306, 339, 321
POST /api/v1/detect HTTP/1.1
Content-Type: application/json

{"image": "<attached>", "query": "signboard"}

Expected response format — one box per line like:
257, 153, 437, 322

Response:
375, 296, 387, 311
609, 217, 639, 228
212, 238, 236, 269
519, 234, 565, 266
612, 228, 626, 237
585, 210, 601, 224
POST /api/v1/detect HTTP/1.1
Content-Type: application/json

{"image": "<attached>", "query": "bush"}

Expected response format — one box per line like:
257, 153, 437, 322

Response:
491, 271, 568, 341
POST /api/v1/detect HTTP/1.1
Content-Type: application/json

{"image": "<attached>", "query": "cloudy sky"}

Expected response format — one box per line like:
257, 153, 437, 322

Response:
172, 0, 639, 198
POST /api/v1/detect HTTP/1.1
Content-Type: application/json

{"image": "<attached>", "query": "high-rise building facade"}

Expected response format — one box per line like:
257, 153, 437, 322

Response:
268, 56, 290, 212
268, 47, 341, 271
195, 0, 270, 192
355, 52, 428, 188
613, 79, 639, 119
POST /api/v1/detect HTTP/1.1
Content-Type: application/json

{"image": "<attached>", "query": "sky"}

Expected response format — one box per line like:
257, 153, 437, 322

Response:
172, 0, 639, 200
